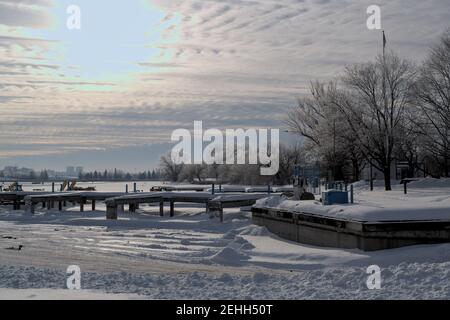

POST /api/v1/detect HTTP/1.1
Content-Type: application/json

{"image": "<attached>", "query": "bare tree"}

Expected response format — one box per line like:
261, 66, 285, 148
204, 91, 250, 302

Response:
273, 144, 307, 185
179, 164, 208, 183
329, 52, 416, 190
285, 81, 365, 182
160, 154, 184, 182
414, 29, 450, 177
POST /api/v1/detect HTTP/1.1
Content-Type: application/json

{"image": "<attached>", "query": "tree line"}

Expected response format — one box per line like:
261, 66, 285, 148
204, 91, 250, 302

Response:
0, 168, 162, 182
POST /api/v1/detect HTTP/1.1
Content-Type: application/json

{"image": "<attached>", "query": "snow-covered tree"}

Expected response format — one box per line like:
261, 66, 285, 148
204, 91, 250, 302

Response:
285, 81, 365, 182
330, 52, 416, 190
414, 29, 450, 177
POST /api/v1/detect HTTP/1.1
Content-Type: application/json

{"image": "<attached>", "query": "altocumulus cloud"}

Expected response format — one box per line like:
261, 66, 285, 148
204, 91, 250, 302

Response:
0, 0, 54, 29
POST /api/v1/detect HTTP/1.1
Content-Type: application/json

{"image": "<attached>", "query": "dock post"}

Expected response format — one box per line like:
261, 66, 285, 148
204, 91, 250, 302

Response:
370, 163, 374, 191
126, 184, 128, 194
219, 205, 224, 223
159, 201, 164, 216
350, 185, 354, 204
170, 201, 174, 217
106, 204, 118, 220
42, 201, 46, 209
52, 182, 55, 193
134, 182, 137, 193
92, 200, 96, 211
58, 201, 63, 211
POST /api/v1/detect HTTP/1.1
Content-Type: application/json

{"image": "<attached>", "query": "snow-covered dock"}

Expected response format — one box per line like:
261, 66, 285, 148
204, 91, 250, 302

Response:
0, 191, 56, 210
0, 190, 272, 222
252, 179, 450, 251
24, 192, 126, 214
105, 192, 271, 221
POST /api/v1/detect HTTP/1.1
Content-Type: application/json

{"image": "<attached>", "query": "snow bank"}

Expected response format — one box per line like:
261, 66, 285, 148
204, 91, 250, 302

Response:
2, 262, 450, 299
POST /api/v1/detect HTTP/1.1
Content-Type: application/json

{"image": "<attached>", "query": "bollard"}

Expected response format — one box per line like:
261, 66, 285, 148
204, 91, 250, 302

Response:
370, 163, 374, 191
170, 201, 175, 217
350, 185, 354, 204
159, 201, 164, 217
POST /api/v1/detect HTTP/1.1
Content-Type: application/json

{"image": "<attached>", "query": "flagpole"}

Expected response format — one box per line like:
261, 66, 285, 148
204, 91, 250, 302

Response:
382, 30, 388, 168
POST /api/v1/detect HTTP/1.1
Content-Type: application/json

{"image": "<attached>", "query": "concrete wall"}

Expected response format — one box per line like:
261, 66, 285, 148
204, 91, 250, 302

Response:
252, 208, 450, 251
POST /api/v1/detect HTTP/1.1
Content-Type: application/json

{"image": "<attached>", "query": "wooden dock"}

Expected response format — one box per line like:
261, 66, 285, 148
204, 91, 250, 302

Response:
24, 192, 126, 214
0, 191, 52, 210
1, 190, 272, 223
105, 192, 271, 222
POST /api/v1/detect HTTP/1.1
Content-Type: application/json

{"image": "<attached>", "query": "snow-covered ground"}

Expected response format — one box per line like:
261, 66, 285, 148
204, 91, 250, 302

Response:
1, 179, 450, 299
0, 288, 144, 300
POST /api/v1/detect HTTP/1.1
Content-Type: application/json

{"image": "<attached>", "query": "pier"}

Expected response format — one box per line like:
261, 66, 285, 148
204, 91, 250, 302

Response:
252, 206, 450, 251
105, 192, 270, 222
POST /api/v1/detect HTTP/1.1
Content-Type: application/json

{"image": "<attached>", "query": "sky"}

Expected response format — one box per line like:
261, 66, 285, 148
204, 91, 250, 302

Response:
0, 0, 449, 171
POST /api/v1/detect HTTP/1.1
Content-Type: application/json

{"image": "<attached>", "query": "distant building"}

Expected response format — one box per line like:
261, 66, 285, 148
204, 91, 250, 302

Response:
2, 166, 34, 179
75, 166, 83, 176
66, 166, 75, 176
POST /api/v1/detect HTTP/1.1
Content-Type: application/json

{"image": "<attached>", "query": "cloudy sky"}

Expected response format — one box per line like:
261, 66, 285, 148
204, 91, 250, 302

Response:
0, 0, 448, 171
